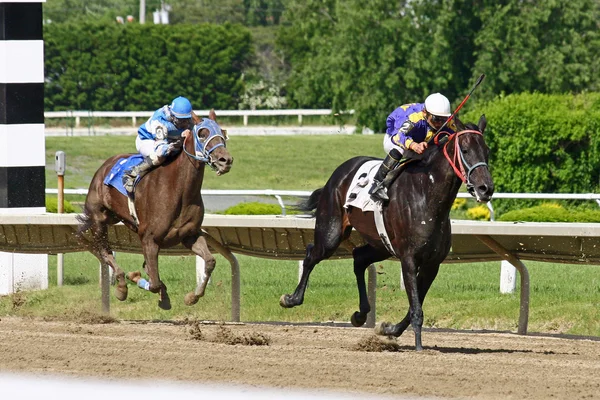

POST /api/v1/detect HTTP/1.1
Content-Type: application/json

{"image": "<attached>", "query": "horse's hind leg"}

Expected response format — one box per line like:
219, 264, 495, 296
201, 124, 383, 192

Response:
85, 219, 128, 301
280, 204, 349, 308
350, 244, 389, 327
182, 234, 215, 306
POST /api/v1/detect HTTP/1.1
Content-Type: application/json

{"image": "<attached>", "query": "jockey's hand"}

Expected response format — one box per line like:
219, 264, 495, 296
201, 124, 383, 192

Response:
167, 140, 183, 153
410, 142, 428, 154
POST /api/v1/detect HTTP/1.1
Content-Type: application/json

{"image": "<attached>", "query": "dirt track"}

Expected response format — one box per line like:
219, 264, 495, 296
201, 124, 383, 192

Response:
1, 317, 599, 399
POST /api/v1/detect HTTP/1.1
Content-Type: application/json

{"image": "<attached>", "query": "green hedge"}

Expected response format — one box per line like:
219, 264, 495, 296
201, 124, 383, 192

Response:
464, 92, 600, 214
223, 202, 282, 215
45, 197, 76, 213
498, 203, 600, 222
44, 22, 252, 111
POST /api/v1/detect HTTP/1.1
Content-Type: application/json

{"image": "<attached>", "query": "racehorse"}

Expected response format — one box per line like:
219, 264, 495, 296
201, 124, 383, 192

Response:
280, 116, 494, 350
76, 110, 233, 310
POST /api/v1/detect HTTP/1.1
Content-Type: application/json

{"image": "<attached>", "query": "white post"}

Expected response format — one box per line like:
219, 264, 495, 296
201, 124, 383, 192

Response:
400, 269, 405, 291
100, 263, 110, 313
366, 264, 376, 328
298, 260, 303, 283
55, 151, 65, 286
196, 256, 211, 285
500, 260, 517, 294
139, 0, 146, 24
98, 252, 115, 285
243, 114, 248, 126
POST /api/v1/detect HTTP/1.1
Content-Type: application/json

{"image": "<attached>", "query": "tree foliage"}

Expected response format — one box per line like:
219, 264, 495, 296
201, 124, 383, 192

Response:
44, 22, 252, 111
278, 0, 600, 131
463, 92, 600, 197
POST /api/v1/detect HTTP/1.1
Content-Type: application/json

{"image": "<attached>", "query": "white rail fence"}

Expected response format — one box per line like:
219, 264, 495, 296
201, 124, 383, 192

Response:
45, 188, 600, 221
4, 214, 600, 334
45, 109, 355, 128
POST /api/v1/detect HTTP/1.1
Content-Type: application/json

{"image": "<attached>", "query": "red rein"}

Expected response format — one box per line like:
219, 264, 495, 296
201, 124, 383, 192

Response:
438, 130, 483, 183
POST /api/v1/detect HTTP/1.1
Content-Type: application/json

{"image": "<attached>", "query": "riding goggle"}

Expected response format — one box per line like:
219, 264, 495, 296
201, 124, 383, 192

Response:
173, 116, 192, 129
430, 115, 447, 124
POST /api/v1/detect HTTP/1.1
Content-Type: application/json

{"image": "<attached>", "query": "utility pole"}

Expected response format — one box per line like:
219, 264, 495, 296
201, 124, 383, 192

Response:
139, 0, 146, 24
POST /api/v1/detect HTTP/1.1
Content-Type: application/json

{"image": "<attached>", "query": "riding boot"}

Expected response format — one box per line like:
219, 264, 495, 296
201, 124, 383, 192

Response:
122, 156, 155, 196
368, 148, 403, 202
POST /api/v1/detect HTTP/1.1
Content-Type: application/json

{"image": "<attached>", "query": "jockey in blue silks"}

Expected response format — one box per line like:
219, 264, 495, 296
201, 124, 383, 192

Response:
122, 96, 194, 196
369, 92, 460, 202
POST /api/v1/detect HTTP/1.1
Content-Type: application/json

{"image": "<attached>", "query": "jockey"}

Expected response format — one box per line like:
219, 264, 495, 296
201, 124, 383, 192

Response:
368, 92, 460, 202
122, 96, 194, 196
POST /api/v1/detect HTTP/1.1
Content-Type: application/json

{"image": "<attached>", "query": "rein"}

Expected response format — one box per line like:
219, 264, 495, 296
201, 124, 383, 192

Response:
441, 129, 488, 193
183, 118, 226, 170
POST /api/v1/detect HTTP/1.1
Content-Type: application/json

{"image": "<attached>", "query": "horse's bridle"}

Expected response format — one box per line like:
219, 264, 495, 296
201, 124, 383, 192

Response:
183, 118, 226, 170
441, 129, 489, 196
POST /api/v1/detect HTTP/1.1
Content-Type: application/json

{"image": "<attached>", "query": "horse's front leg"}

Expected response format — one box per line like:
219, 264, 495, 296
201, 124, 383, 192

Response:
138, 238, 170, 310
182, 234, 215, 306
376, 261, 441, 350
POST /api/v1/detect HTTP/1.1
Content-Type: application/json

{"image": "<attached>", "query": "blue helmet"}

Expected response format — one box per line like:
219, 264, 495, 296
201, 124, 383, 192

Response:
170, 96, 193, 119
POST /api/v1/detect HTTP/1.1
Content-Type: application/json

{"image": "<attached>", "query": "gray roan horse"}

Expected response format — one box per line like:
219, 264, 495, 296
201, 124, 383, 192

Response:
281, 116, 494, 350
76, 110, 233, 310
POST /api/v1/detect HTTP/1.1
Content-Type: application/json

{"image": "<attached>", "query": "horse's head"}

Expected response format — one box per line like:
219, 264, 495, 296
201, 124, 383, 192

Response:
186, 109, 233, 175
443, 115, 494, 202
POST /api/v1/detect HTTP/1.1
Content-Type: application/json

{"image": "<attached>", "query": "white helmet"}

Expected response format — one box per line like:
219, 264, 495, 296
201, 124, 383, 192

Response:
424, 93, 451, 117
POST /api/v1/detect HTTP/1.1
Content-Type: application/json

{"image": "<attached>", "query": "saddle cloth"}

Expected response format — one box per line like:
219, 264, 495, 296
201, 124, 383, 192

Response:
343, 160, 382, 212
103, 154, 144, 197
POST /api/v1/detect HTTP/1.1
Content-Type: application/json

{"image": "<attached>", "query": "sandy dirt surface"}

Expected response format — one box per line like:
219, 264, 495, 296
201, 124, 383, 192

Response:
0, 317, 599, 399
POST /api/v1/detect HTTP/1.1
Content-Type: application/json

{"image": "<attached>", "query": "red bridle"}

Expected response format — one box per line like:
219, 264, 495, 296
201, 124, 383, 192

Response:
440, 129, 486, 185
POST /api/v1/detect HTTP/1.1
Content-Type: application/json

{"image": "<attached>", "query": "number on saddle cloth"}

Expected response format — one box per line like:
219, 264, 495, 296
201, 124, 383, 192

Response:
103, 154, 146, 197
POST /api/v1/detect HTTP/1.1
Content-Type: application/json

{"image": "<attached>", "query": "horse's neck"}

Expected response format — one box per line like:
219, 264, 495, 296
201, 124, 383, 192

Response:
426, 146, 463, 211
173, 145, 206, 201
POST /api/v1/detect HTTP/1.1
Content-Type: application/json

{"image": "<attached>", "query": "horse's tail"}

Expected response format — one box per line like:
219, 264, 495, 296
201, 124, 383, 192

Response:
294, 187, 324, 216
75, 204, 94, 238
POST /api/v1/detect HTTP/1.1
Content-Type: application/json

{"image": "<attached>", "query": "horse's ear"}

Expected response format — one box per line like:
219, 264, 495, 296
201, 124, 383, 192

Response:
209, 108, 217, 121
478, 114, 487, 133
191, 110, 200, 124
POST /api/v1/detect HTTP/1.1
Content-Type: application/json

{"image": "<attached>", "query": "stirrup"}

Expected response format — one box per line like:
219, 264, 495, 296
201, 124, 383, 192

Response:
369, 181, 389, 202
122, 176, 135, 195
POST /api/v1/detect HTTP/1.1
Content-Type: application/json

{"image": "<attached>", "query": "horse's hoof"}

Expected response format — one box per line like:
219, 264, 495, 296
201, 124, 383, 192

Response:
350, 311, 367, 327
184, 292, 200, 306
158, 291, 171, 310
126, 271, 141, 282
279, 294, 293, 308
158, 297, 172, 310
115, 285, 128, 301
375, 321, 390, 336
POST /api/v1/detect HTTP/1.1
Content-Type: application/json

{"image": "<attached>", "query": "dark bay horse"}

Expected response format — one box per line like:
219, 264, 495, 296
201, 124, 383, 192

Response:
76, 110, 233, 310
280, 116, 494, 350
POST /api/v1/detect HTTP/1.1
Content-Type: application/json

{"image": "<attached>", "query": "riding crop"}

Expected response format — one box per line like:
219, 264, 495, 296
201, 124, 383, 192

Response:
434, 73, 486, 135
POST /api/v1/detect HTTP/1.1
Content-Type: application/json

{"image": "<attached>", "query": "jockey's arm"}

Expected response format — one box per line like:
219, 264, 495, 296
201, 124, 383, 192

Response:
391, 119, 416, 151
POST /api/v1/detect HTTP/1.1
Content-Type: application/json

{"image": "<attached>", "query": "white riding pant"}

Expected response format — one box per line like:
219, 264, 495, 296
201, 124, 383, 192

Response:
136, 136, 169, 164
382, 133, 404, 155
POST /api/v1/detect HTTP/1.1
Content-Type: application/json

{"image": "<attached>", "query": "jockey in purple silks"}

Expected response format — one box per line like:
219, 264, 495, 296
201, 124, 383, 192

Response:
368, 93, 460, 202
122, 96, 194, 196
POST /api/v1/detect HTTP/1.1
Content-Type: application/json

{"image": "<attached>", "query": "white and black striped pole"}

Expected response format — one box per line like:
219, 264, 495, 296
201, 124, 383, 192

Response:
0, 0, 48, 294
